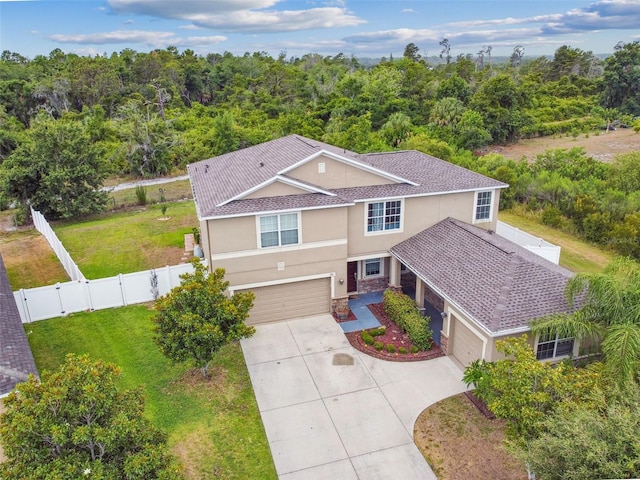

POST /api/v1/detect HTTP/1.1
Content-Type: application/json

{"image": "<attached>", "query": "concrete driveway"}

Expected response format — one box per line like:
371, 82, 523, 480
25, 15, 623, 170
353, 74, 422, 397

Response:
241, 314, 468, 479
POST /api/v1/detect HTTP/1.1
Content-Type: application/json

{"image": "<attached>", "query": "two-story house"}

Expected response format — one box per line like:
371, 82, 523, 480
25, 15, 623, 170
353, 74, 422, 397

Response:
189, 135, 577, 367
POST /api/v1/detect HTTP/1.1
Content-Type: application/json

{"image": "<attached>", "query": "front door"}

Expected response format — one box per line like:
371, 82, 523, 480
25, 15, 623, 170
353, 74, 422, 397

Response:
347, 261, 357, 293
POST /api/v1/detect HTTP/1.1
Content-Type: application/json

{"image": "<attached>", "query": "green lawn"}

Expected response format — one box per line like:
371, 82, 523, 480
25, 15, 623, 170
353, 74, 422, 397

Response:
499, 209, 614, 274
53, 201, 199, 278
27, 305, 277, 480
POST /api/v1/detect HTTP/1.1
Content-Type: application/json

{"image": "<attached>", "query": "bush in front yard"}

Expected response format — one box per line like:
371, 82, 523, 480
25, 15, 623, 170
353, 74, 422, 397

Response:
383, 289, 433, 350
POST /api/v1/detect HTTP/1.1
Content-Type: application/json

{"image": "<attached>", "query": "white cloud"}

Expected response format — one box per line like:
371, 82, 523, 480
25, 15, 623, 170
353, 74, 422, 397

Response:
123, 19, 133, 25
401, 9, 416, 14
107, 0, 364, 33
178, 24, 201, 30
48, 30, 225, 48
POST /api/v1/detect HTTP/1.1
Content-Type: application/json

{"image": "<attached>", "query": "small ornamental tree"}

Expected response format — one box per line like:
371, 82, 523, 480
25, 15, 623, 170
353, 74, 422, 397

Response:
153, 260, 255, 377
0, 354, 183, 480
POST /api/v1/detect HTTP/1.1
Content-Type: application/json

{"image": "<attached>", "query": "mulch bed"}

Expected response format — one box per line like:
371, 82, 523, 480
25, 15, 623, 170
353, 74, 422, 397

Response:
464, 391, 496, 419
340, 303, 444, 362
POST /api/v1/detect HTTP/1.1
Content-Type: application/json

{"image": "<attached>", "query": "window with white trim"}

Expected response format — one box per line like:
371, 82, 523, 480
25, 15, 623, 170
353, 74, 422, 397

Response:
364, 258, 382, 277
367, 200, 402, 233
474, 191, 493, 222
259, 213, 299, 248
536, 332, 574, 360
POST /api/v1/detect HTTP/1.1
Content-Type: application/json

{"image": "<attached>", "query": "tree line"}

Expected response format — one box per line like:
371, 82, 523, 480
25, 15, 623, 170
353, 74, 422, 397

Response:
0, 42, 639, 258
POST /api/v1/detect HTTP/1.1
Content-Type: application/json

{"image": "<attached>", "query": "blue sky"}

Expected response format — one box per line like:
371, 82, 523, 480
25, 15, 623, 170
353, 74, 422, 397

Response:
1, 0, 639, 59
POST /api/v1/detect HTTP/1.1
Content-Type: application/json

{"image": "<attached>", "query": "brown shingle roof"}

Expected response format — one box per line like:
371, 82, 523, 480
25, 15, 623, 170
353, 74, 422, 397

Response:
390, 218, 574, 334
189, 135, 506, 219
0, 255, 38, 396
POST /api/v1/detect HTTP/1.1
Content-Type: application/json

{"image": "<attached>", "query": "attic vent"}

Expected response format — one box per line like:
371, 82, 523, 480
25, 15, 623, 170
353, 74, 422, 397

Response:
318, 162, 326, 173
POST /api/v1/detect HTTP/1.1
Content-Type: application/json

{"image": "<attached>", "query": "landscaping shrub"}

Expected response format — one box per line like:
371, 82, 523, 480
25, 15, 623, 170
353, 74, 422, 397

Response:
374, 341, 383, 351
398, 347, 407, 354
410, 345, 419, 354
385, 344, 396, 353
383, 289, 433, 350
362, 332, 375, 346
368, 327, 386, 337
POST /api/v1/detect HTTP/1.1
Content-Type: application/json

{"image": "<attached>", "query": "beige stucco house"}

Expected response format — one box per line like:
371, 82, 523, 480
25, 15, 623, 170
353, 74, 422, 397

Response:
188, 135, 577, 367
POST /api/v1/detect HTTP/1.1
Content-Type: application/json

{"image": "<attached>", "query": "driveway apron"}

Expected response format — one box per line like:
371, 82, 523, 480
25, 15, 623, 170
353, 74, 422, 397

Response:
241, 314, 468, 479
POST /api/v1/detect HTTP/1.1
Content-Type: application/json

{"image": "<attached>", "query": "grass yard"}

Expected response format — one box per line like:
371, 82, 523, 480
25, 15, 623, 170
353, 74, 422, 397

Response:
499, 208, 614, 274
53, 201, 199, 278
26, 305, 277, 480
415, 394, 526, 480
107, 179, 193, 209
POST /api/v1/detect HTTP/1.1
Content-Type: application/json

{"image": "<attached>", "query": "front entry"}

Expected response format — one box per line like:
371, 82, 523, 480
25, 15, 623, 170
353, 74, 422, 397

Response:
347, 261, 357, 293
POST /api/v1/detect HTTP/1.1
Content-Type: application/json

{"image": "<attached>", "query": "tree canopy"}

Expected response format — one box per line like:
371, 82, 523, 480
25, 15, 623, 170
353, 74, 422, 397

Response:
0, 354, 183, 480
153, 260, 255, 376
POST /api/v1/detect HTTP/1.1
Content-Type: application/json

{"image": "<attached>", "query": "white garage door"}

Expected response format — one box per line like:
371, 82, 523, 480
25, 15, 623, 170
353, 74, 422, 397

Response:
451, 315, 484, 367
238, 278, 331, 325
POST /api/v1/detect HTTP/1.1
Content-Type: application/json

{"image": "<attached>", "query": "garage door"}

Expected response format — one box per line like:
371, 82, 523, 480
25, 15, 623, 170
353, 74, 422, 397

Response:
238, 278, 331, 325
451, 315, 484, 367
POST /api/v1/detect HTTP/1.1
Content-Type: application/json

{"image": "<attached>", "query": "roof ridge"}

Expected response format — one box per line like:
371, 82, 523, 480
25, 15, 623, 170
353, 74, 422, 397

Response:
292, 135, 321, 149
489, 257, 520, 329
447, 218, 515, 255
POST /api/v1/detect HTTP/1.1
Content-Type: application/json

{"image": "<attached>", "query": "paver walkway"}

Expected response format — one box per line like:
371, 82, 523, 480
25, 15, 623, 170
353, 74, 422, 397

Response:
241, 314, 467, 479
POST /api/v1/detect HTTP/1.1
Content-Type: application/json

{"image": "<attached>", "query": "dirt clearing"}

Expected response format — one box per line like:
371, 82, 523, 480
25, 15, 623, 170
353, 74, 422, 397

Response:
487, 128, 640, 163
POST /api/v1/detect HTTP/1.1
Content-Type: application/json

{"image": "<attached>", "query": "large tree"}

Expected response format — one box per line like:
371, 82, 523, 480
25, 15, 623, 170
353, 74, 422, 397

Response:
153, 261, 255, 377
531, 257, 640, 387
602, 41, 640, 115
0, 114, 108, 219
0, 354, 182, 480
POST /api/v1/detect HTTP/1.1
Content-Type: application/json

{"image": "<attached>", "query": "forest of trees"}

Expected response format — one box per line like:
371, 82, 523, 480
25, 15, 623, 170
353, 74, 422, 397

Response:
0, 41, 639, 256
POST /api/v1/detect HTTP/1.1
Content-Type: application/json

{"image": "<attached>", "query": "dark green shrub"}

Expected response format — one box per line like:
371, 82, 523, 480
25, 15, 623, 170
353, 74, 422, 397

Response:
383, 289, 432, 350
369, 327, 386, 337
542, 205, 563, 227
385, 344, 396, 353
374, 341, 383, 351
410, 345, 419, 354
135, 185, 147, 205
398, 347, 407, 354
362, 332, 375, 346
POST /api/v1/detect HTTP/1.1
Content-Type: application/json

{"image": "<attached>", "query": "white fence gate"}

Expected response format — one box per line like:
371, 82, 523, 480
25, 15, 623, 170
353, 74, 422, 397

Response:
496, 221, 561, 265
31, 207, 85, 282
14, 262, 202, 323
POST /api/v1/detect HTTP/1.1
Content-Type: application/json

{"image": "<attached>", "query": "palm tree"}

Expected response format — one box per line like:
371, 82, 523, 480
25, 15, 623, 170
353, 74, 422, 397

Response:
531, 257, 640, 387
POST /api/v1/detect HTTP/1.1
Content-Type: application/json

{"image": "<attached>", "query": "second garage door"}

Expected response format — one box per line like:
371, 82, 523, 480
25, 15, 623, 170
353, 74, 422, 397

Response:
451, 314, 484, 367
238, 278, 331, 325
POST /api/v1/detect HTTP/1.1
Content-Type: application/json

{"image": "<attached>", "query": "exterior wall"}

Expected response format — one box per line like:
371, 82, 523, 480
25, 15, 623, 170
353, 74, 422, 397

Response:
347, 192, 480, 258
207, 206, 350, 298
443, 301, 492, 364
472, 189, 501, 231
286, 154, 395, 189
244, 181, 309, 199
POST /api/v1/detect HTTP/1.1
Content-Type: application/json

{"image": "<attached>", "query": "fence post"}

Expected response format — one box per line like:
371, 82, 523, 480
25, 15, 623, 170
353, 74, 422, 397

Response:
118, 273, 128, 306
17, 289, 31, 323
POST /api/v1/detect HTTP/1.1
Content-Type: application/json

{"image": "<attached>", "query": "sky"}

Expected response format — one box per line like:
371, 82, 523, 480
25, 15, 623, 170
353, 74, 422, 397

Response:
0, 0, 639, 60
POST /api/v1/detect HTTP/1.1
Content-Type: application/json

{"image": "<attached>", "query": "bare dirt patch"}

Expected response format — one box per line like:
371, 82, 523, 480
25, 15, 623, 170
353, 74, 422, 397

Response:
415, 393, 526, 480
486, 128, 640, 163
0, 227, 69, 289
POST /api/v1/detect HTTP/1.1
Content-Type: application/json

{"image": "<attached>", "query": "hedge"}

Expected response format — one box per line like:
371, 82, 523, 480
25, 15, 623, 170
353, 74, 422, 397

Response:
382, 289, 432, 350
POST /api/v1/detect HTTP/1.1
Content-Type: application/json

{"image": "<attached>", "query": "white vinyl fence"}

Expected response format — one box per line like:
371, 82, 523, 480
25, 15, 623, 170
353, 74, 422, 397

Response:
496, 221, 561, 265
14, 262, 201, 323
31, 207, 85, 282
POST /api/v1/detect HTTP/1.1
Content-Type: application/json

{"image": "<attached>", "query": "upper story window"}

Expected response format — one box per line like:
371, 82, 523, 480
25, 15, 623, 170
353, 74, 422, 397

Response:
259, 213, 299, 248
536, 332, 574, 360
367, 200, 402, 233
474, 191, 493, 222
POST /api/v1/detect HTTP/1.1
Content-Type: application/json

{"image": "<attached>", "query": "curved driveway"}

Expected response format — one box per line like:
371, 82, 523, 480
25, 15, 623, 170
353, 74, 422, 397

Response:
241, 314, 467, 479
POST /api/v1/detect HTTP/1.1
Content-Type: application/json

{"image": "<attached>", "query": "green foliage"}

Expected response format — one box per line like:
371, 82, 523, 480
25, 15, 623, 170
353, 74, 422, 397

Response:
361, 331, 375, 345
0, 354, 183, 480
602, 41, 640, 115
135, 184, 147, 205
385, 344, 396, 353
374, 341, 383, 351
398, 346, 407, 354
0, 115, 108, 219
153, 260, 256, 376
382, 289, 432, 350
410, 345, 419, 354
470, 336, 601, 443
368, 326, 386, 336
522, 387, 640, 480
